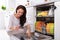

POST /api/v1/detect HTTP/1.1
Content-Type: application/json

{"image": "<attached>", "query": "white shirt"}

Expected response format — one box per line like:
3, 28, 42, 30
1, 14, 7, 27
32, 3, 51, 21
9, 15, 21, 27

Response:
8, 14, 29, 30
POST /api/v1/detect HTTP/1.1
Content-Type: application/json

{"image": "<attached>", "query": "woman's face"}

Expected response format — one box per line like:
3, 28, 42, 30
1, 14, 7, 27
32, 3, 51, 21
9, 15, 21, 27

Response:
16, 8, 24, 17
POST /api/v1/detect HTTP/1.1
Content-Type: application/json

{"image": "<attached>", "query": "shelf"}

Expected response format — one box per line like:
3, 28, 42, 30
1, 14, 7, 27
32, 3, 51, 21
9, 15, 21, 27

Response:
36, 17, 54, 23
35, 30, 54, 39
36, 15, 54, 17
35, 29, 54, 35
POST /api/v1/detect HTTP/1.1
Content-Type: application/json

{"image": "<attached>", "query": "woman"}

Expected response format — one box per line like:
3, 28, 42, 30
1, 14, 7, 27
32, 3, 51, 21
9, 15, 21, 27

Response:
8, 5, 31, 40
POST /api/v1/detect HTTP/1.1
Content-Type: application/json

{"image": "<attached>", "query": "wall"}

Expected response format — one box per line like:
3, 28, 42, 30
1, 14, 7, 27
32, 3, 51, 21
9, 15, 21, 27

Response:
0, 0, 8, 29
0, 12, 5, 29
16, 0, 27, 7
5, 0, 16, 30
0, 0, 16, 29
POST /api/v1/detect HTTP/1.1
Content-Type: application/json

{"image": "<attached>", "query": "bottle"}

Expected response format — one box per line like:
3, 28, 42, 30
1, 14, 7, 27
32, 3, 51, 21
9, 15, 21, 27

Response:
48, 6, 54, 17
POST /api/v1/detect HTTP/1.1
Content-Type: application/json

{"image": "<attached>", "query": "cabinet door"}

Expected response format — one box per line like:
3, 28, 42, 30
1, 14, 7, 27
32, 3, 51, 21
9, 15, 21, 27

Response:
26, 7, 36, 32
54, 2, 60, 40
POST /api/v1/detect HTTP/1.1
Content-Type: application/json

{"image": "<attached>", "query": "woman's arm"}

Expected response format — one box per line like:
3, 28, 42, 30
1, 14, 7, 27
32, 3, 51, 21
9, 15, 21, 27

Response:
8, 15, 20, 31
26, 24, 31, 38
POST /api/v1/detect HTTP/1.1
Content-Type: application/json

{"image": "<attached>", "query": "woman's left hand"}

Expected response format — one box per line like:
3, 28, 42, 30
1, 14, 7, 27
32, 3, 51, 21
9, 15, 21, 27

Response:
26, 30, 31, 38
25, 24, 31, 38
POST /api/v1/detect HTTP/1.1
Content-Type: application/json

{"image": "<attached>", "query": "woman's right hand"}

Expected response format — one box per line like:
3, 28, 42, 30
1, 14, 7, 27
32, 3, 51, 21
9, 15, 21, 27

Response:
14, 26, 20, 30
26, 30, 31, 39
10, 27, 15, 31
10, 26, 20, 31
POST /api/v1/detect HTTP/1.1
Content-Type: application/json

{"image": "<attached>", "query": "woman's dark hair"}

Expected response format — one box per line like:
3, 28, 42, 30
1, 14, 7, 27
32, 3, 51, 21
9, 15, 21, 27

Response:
16, 5, 26, 27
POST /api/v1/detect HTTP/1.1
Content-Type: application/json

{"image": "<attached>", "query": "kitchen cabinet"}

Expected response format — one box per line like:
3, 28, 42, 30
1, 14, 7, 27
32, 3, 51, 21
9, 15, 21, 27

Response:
26, 7, 36, 32
29, 0, 60, 7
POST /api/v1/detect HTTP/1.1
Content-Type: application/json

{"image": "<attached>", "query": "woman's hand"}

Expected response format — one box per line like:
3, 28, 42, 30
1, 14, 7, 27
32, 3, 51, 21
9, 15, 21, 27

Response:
26, 24, 31, 38
10, 26, 20, 31
10, 27, 15, 31
14, 27, 20, 30
26, 30, 31, 38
